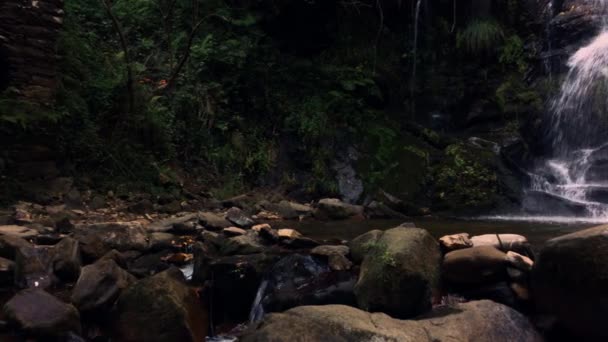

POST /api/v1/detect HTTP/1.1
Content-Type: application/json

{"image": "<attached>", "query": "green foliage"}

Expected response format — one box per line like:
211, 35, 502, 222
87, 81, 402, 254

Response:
433, 144, 498, 210
457, 20, 504, 55
499, 35, 527, 72
495, 78, 542, 116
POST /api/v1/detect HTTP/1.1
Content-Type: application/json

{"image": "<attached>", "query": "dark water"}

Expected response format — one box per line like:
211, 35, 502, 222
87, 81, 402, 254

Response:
271, 218, 597, 248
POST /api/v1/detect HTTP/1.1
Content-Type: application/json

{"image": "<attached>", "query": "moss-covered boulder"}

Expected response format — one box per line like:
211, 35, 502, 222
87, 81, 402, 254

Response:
532, 225, 608, 340
354, 227, 441, 318
113, 268, 208, 342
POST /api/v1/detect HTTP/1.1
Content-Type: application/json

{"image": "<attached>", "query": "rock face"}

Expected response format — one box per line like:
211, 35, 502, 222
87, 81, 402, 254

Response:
242, 300, 542, 342
354, 228, 441, 318
3, 289, 81, 337
0, 0, 64, 103
532, 225, 608, 339
114, 269, 208, 342
71, 259, 136, 313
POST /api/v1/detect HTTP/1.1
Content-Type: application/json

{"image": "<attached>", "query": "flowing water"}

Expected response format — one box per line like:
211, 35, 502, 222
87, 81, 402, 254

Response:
522, 0, 608, 220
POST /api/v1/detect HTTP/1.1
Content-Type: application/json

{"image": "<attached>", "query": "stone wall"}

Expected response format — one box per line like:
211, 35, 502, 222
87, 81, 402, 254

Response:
0, 0, 64, 105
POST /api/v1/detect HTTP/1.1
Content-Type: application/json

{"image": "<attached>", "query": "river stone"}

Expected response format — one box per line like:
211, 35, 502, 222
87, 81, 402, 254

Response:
259, 200, 313, 219
354, 227, 441, 318
0, 235, 33, 259
149, 232, 177, 251
220, 232, 265, 255
471, 234, 532, 256
314, 198, 364, 220
72, 222, 150, 260
147, 213, 198, 233
439, 233, 473, 251
198, 212, 231, 231
71, 259, 136, 313
223, 227, 247, 236
506, 251, 533, 272
532, 225, 608, 339
241, 300, 542, 342
443, 246, 508, 285
51, 237, 82, 282
0, 225, 38, 239
311, 245, 352, 271
15, 246, 55, 289
114, 268, 208, 342
225, 207, 255, 228
3, 289, 81, 336
348, 229, 383, 264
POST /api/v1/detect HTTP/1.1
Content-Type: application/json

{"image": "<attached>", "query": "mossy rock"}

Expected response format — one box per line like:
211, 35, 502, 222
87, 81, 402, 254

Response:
354, 227, 441, 318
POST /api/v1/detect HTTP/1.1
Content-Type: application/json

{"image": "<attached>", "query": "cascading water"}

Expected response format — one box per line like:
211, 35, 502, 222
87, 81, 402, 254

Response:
526, 0, 608, 220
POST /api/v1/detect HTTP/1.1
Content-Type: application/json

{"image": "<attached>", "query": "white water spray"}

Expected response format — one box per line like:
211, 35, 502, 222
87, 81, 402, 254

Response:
526, 1, 608, 220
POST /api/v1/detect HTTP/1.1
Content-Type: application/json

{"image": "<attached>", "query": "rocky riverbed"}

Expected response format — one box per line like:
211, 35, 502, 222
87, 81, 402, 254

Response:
0, 192, 604, 341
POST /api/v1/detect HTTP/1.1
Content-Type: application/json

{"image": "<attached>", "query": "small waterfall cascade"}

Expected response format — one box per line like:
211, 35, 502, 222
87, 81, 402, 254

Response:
411, 0, 424, 114
527, 0, 608, 219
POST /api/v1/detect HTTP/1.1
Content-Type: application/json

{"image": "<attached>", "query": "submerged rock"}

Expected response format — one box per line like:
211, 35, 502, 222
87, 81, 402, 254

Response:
533, 225, 608, 339
242, 300, 542, 342
354, 227, 441, 318
4, 289, 81, 337
114, 268, 208, 342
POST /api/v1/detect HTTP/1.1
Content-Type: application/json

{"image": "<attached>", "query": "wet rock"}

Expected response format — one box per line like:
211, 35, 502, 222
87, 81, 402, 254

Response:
314, 198, 364, 220
223, 227, 247, 237
114, 269, 208, 342
0, 235, 33, 259
242, 300, 542, 342
71, 259, 136, 313
15, 246, 55, 289
159, 200, 182, 214
0, 225, 38, 239
439, 233, 473, 252
354, 227, 441, 318
64, 189, 84, 210
471, 234, 533, 256
277, 228, 302, 239
311, 245, 352, 271
221, 232, 265, 255
209, 254, 279, 323
3, 289, 81, 336
443, 246, 508, 285
259, 200, 313, 219
253, 254, 356, 321
198, 212, 231, 231
456, 281, 518, 308
364, 201, 409, 219
55, 217, 75, 234
127, 250, 172, 277
348, 229, 382, 264
532, 225, 608, 339
225, 207, 255, 228
254, 224, 279, 243
88, 195, 106, 210
506, 251, 533, 272
127, 199, 154, 214
0, 257, 14, 286
72, 222, 150, 260
149, 232, 178, 251
51, 237, 81, 282
147, 213, 198, 233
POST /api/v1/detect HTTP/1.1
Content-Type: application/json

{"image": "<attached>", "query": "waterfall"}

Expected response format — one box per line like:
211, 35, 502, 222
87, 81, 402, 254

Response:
248, 279, 269, 324
411, 0, 423, 114
526, 0, 608, 219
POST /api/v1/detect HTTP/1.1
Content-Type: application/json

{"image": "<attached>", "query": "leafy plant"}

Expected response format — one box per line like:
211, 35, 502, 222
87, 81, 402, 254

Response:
457, 20, 504, 55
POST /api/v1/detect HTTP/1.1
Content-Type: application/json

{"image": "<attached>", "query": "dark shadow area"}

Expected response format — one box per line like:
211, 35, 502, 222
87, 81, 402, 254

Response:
0, 44, 9, 91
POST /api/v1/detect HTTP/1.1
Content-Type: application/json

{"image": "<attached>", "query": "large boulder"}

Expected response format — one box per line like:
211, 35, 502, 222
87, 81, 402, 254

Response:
241, 300, 542, 342
532, 225, 608, 339
71, 259, 136, 313
354, 227, 441, 318
443, 246, 508, 285
72, 222, 150, 260
471, 234, 533, 256
348, 229, 383, 264
3, 289, 81, 337
113, 268, 208, 342
314, 198, 364, 220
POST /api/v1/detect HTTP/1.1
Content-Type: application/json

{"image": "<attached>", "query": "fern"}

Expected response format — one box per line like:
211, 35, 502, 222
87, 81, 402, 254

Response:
457, 20, 504, 55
